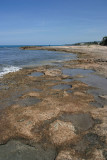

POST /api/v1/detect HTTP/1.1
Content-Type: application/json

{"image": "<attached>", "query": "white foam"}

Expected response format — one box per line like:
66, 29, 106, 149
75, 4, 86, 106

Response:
0, 66, 21, 78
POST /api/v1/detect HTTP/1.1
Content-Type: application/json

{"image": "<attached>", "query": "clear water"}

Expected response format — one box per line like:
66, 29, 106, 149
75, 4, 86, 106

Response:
52, 84, 72, 90
29, 72, 44, 77
62, 78, 73, 82
0, 46, 76, 77
62, 68, 94, 77
79, 74, 107, 95
62, 68, 107, 95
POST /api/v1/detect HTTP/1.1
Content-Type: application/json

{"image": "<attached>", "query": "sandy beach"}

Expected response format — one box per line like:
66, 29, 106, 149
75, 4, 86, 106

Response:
0, 45, 107, 160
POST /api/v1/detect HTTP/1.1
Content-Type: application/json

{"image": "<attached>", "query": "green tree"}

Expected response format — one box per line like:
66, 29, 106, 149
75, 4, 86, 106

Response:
100, 36, 107, 46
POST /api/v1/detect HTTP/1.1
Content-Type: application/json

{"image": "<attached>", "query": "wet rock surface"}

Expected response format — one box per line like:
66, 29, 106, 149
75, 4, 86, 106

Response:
74, 133, 104, 152
73, 132, 106, 159
62, 68, 94, 77
0, 140, 57, 160
16, 97, 41, 107
0, 48, 107, 159
29, 72, 44, 77
52, 84, 72, 90
62, 78, 73, 82
59, 113, 94, 132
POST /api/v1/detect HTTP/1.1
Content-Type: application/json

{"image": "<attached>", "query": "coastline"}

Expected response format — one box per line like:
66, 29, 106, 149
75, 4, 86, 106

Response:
21, 45, 107, 77
0, 45, 107, 159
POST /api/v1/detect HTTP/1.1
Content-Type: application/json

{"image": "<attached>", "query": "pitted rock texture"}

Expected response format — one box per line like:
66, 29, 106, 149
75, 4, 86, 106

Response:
0, 140, 57, 160
49, 120, 76, 145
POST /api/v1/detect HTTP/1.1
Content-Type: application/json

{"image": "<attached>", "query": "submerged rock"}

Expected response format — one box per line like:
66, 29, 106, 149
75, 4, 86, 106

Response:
0, 140, 57, 160
17, 97, 41, 107
59, 112, 94, 132
29, 72, 44, 77
52, 84, 72, 90
74, 133, 104, 155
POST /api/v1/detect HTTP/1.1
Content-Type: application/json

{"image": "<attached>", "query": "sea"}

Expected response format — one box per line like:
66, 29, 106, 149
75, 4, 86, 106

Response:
0, 45, 76, 77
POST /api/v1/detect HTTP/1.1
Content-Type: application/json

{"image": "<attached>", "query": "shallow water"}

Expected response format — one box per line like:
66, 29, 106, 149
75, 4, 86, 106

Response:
29, 72, 44, 77
0, 88, 42, 109
52, 84, 72, 90
62, 68, 94, 77
62, 68, 107, 95
74, 133, 104, 155
59, 112, 94, 132
0, 46, 76, 77
0, 140, 57, 160
62, 78, 73, 82
62, 68, 107, 107
17, 97, 41, 107
79, 74, 107, 95
66, 90, 73, 94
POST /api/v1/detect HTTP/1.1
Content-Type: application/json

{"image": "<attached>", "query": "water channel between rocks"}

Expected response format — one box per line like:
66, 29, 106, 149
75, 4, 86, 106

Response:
62, 68, 107, 95
62, 68, 107, 107
29, 72, 44, 77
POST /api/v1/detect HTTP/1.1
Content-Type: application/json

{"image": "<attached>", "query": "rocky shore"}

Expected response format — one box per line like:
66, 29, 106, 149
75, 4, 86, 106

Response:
21, 45, 107, 77
0, 45, 107, 159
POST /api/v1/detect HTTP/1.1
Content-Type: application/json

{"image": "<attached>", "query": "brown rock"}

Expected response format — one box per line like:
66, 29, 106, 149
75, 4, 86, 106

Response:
45, 69, 62, 76
73, 91, 94, 102
25, 92, 40, 97
56, 150, 84, 160
49, 120, 76, 145
99, 95, 107, 100
90, 149, 105, 160
0, 105, 60, 143
91, 106, 107, 142
63, 91, 69, 97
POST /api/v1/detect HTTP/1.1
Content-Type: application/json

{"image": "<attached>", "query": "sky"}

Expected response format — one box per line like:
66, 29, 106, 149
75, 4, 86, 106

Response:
0, 0, 107, 45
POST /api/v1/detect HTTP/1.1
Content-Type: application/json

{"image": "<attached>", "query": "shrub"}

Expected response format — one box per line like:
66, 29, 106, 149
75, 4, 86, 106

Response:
100, 36, 107, 46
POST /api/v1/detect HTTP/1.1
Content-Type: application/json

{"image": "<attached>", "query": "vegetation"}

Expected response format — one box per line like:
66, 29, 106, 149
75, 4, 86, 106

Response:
65, 36, 107, 46
67, 41, 99, 46
75, 41, 99, 46
100, 36, 107, 46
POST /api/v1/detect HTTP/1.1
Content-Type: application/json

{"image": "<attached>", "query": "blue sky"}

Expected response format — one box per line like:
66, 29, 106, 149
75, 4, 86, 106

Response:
0, 0, 107, 45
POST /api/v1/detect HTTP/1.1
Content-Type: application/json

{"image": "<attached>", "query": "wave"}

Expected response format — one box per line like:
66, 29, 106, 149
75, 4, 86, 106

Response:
0, 66, 21, 78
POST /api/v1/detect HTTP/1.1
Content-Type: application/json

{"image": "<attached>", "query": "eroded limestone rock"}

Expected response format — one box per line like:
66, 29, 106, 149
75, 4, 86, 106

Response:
90, 149, 105, 160
45, 69, 62, 77
56, 150, 84, 160
49, 120, 76, 145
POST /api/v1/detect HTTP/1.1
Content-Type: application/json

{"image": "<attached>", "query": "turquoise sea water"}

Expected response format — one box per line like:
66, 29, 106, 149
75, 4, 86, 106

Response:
0, 46, 76, 77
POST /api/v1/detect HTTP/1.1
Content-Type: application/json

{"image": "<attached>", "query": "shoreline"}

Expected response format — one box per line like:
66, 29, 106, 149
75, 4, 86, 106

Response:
20, 45, 107, 77
0, 45, 107, 159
